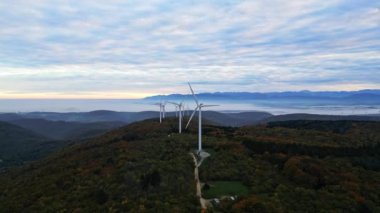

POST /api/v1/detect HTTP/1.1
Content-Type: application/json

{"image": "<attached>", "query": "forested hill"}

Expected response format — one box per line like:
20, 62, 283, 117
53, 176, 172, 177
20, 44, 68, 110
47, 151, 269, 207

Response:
0, 121, 52, 168
1, 119, 380, 212
0, 119, 199, 212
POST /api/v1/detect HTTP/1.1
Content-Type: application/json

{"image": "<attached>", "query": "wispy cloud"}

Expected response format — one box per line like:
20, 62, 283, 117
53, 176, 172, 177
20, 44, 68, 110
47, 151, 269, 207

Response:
0, 0, 379, 98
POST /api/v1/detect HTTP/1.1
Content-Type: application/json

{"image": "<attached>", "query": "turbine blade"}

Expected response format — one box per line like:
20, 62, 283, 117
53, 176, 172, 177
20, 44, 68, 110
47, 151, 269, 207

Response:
186, 107, 198, 129
188, 83, 199, 105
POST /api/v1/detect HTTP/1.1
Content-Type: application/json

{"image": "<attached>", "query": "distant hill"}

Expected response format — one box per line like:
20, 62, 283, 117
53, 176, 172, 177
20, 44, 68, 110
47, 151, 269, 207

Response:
8, 119, 125, 140
186, 111, 273, 127
225, 111, 273, 125
0, 121, 54, 168
260, 113, 380, 123
266, 120, 376, 134
0, 110, 272, 127
15, 111, 157, 123
21, 111, 134, 123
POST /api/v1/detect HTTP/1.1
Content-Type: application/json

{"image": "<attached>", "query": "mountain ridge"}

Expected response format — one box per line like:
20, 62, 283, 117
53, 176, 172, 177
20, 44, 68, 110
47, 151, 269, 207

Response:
144, 89, 380, 103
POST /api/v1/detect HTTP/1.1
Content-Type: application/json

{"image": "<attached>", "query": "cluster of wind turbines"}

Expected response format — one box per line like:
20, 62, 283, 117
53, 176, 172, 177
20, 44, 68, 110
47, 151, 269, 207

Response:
153, 102, 167, 124
154, 83, 218, 153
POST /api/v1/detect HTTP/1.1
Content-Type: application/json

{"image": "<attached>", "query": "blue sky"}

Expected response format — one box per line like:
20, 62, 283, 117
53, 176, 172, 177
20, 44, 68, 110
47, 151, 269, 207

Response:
0, 0, 379, 98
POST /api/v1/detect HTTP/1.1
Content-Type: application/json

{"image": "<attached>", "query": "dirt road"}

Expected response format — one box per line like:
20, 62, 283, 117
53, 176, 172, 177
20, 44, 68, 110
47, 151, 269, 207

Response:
190, 153, 208, 211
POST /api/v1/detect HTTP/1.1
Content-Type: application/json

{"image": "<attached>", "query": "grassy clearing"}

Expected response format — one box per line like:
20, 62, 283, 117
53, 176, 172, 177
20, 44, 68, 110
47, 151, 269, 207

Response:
203, 181, 249, 199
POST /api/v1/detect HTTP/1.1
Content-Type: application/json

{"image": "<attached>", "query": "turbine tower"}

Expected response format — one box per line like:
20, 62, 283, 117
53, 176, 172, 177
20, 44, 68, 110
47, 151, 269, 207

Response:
186, 83, 218, 153
169, 101, 184, 133
175, 105, 179, 117
162, 102, 167, 119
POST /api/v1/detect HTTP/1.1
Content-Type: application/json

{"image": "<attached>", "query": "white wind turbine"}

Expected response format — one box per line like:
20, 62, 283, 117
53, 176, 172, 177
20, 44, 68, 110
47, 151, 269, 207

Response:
169, 101, 184, 133
153, 102, 165, 123
185, 83, 218, 153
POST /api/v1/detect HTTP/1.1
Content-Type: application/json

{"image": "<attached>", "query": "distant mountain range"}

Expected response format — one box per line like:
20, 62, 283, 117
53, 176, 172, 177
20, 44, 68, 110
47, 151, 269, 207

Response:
144, 89, 380, 105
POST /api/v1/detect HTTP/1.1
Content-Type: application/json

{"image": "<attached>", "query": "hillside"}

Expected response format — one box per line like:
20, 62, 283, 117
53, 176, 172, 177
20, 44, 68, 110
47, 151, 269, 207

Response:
0, 119, 380, 212
0, 119, 199, 212
184, 111, 273, 127
0, 118, 125, 169
198, 121, 380, 212
0, 121, 52, 169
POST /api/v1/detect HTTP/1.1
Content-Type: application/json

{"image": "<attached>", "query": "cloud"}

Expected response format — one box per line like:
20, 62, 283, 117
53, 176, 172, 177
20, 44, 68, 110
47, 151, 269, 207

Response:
0, 0, 379, 98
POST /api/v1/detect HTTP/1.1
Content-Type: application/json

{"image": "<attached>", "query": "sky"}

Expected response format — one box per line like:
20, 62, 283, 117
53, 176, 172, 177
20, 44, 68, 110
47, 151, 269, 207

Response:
0, 0, 379, 99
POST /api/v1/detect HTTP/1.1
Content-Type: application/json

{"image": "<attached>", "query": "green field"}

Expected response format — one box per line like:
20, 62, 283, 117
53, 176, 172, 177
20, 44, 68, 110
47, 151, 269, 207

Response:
203, 181, 250, 199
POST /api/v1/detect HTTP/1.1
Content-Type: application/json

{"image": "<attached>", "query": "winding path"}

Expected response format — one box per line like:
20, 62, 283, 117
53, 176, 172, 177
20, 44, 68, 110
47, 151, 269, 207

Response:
190, 152, 209, 212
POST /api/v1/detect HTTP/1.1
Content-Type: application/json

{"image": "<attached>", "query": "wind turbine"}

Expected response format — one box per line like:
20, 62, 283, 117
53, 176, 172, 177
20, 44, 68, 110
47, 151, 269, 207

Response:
153, 102, 165, 123
185, 83, 218, 153
169, 101, 184, 133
